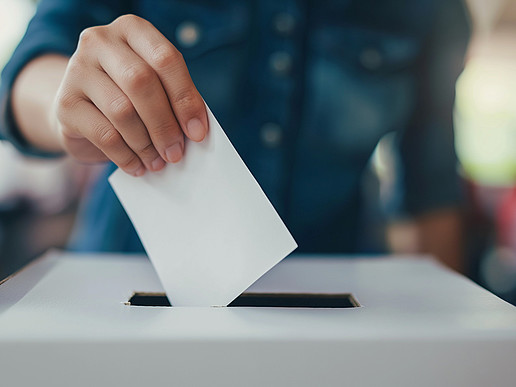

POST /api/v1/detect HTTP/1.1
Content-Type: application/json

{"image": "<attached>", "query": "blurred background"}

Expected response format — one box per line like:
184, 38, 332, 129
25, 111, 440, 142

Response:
0, 0, 97, 279
1, 0, 516, 305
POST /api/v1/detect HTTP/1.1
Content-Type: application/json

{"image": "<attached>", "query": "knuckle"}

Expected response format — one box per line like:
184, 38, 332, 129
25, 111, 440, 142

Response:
109, 95, 135, 123
121, 63, 154, 91
78, 26, 104, 46
56, 90, 81, 111
151, 120, 176, 139
95, 126, 121, 149
136, 142, 157, 156
119, 154, 140, 170
113, 14, 144, 29
171, 90, 199, 112
151, 45, 181, 70
78, 28, 94, 44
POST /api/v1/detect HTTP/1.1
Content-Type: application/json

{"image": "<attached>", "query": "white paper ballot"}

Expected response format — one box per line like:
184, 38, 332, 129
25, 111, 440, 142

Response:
109, 106, 297, 306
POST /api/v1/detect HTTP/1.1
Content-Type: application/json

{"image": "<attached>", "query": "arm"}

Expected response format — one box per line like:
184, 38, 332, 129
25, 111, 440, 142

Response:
385, 1, 470, 272
1, 0, 122, 157
11, 54, 68, 153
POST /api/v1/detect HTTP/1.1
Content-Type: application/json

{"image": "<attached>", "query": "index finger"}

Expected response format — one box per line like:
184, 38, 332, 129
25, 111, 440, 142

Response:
113, 15, 208, 142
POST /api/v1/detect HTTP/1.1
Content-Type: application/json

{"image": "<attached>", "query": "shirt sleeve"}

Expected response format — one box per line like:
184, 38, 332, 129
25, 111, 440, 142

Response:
386, 0, 471, 218
0, 0, 130, 157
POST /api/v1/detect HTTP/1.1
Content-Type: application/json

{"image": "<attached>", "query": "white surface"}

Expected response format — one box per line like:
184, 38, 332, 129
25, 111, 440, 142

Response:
0, 142, 75, 213
109, 106, 297, 306
1, 252, 516, 387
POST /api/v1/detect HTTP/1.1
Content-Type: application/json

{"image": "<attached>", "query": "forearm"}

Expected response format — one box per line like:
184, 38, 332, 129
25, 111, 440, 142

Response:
387, 209, 465, 273
11, 54, 69, 153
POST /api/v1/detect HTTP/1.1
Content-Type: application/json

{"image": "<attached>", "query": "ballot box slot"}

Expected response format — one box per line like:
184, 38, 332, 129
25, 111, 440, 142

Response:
126, 292, 360, 308
125, 292, 171, 307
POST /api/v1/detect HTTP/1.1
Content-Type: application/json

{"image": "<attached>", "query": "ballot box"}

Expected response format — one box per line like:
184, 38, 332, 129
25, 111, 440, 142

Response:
0, 251, 515, 387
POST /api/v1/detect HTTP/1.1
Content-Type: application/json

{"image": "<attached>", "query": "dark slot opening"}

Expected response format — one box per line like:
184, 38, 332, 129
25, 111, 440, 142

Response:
126, 292, 360, 308
126, 292, 172, 307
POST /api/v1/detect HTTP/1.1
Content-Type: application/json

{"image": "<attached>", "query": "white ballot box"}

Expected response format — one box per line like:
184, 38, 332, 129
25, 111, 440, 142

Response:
0, 251, 515, 387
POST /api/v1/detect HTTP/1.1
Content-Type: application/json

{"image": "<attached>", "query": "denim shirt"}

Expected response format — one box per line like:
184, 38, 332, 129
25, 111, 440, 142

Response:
0, 0, 470, 253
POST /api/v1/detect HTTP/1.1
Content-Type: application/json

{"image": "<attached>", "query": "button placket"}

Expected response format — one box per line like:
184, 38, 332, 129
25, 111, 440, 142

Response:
260, 122, 283, 148
269, 51, 293, 76
359, 47, 384, 71
246, 2, 303, 208
175, 21, 201, 48
273, 12, 296, 37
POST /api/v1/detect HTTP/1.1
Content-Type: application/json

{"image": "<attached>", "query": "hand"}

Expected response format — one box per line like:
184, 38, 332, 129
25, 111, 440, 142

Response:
52, 14, 208, 176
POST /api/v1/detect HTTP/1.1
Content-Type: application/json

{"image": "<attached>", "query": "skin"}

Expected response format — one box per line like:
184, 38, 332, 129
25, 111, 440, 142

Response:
387, 209, 464, 273
12, 14, 208, 177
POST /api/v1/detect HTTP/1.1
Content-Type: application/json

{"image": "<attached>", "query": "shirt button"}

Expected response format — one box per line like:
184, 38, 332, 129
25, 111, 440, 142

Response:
260, 123, 283, 148
273, 13, 296, 36
359, 48, 383, 70
269, 51, 293, 76
176, 21, 201, 48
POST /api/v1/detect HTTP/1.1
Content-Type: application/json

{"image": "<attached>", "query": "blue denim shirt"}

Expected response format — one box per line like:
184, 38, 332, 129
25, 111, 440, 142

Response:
0, 0, 470, 253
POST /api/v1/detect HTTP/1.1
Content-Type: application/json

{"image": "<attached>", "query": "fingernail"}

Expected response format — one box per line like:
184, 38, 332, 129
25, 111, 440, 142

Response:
165, 143, 183, 163
187, 118, 205, 142
133, 166, 146, 177
151, 156, 166, 171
